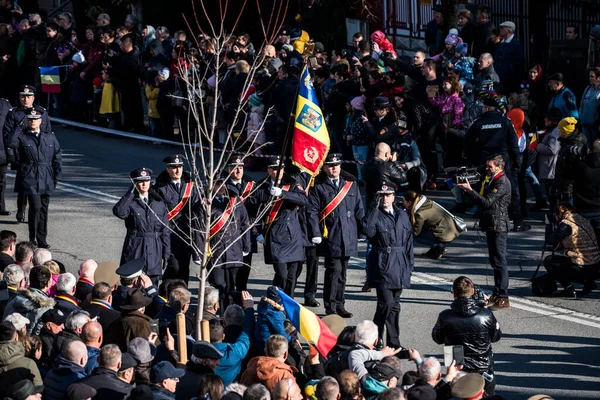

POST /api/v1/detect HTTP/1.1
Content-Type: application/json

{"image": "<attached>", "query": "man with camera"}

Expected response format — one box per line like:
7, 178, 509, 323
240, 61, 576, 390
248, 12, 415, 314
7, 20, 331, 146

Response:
432, 276, 502, 396
455, 154, 512, 310
464, 92, 529, 232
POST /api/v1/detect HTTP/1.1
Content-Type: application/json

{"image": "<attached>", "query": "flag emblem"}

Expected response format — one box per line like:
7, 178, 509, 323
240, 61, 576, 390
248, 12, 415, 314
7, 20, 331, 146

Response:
304, 147, 319, 163
297, 104, 322, 132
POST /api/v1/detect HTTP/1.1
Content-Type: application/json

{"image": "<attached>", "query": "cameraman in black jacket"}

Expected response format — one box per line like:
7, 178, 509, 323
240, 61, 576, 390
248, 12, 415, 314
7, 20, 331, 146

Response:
464, 92, 529, 231
362, 142, 408, 209
456, 154, 512, 310
432, 276, 502, 396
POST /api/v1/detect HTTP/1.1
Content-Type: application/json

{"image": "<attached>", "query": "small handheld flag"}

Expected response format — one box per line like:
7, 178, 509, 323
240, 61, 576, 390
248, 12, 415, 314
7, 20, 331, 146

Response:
291, 66, 330, 176
276, 288, 337, 357
40, 66, 61, 93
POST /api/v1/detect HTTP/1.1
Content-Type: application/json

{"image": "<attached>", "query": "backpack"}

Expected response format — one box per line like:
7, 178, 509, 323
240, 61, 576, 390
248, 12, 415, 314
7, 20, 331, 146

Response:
324, 344, 381, 377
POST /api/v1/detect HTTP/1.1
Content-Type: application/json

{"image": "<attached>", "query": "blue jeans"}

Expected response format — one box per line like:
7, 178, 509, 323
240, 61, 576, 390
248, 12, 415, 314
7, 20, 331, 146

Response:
352, 145, 369, 180
414, 229, 441, 249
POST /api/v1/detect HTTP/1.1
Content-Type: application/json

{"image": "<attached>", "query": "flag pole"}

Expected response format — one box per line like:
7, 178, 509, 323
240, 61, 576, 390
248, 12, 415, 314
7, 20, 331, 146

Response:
274, 62, 307, 188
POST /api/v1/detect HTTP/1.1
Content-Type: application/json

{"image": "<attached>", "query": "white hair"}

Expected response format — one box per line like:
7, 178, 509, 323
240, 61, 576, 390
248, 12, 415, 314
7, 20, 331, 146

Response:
204, 285, 219, 310
419, 357, 442, 381
3, 264, 24, 285
355, 320, 379, 346
65, 310, 91, 331
480, 53, 494, 63
57, 272, 77, 293
32, 248, 52, 266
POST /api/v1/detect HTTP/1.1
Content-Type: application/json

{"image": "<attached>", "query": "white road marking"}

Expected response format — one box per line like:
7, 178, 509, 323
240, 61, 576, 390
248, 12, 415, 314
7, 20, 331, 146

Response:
349, 256, 600, 330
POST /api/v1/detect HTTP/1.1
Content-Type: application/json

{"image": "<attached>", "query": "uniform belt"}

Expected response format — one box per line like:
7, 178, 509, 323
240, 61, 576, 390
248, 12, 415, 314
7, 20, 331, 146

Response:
128, 231, 161, 238
374, 245, 405, 253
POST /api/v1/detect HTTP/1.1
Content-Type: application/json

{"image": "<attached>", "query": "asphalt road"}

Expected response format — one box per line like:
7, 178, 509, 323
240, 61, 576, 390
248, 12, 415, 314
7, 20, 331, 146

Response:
1, 125, 598, 399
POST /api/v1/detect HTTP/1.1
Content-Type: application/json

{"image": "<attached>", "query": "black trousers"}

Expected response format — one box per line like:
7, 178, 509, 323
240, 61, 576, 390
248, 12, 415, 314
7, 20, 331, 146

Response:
304, 246, 319, 301
373, 287, 403, 348
418, 123, 439, 180
323, 257, 348, 312
544, 255, 600, 287
171, 235, 193, 284
236, 254, 252, 291
273, 261, 301, 296
209, 266, 238, 311
0, 163, 6, 212
27, 194, 50, 244
17, 191, 27, 218
485, 231, 509, 298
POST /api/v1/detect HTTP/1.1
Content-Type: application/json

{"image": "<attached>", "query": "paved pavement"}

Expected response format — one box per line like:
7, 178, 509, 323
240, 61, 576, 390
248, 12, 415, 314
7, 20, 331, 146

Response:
1, 125, 598, 399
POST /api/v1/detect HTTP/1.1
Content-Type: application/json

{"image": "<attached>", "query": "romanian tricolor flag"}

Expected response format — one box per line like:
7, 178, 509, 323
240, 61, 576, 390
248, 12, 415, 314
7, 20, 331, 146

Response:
277, 288, 337, 357
528, 131, 539, 151
291, 66, 330, 176
40, 66, 61, 93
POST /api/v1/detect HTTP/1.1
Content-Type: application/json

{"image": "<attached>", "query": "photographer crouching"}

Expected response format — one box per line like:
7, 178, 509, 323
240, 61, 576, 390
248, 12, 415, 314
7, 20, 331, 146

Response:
544, 203, 600, 297
455, 154, 511, 310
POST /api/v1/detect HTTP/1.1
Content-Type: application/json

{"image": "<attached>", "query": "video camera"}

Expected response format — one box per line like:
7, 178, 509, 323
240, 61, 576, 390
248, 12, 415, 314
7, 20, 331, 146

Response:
567, 145, 588, 159
445, 166, 481, 185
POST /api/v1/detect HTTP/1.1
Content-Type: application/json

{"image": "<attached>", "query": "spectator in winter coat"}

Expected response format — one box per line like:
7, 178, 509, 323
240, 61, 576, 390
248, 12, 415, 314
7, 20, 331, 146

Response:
473, 6, 495, 58
212, 291, 255, 386
175, 341, 222, 400
79, 344, 133, 400
253, 287, 290, 356
474, 53, 500, 91
547, 73, 578, 119
344, 95, 369, 180
81, 321, 103, 375
457, 9, 476, 51
370, 30, 396, 58
536, 108, 562, 205
449, 43, 475, 85
424, 5, 447, 56
2, 266, 55, 335
493, 21, 525, 94
578, 67, 600, 145
0, 321, 43, 385
240, 335, 297, 391
43, 340, 88, 400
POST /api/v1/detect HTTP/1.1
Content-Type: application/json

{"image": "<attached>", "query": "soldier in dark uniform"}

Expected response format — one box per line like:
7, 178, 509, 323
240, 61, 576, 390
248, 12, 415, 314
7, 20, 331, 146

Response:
9, 107, 61, 248
111, 259, 158, 312
308, 153, 364, 318
254, 157, 308, 296
153, 154, 199, 283
200, 179, 250, 311
113, 168, 171, 284
225, 157, 258, 291
363, 181, 414, 348
3, 85, 51, 222
0, 97, 12, 216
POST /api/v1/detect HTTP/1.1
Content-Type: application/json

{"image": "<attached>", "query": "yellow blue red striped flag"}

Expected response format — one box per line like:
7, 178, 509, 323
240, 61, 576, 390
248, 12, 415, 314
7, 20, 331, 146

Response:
40, 66, 61, 93
291, 66, 330, 176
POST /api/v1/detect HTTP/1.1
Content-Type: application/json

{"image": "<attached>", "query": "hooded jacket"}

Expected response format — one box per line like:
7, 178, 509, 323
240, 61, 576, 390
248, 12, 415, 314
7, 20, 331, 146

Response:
239, 356, 297, 391
0, 340, 43, 385
43, 355, 88, 400
432, 297, 501, 373
409, 196, 460, 243
2, 287, 55, 335
362, 376, 389, 400
253, 297, 290, 355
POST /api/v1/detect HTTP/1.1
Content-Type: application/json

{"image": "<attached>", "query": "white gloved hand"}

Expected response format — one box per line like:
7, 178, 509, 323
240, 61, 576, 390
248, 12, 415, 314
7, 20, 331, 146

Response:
311, 237, 322, 244
270, 186, 283, 197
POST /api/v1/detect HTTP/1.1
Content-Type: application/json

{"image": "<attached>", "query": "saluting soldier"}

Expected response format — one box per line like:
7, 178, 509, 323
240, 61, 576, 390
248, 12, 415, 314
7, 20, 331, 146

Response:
9, 107, 61, 248
4, 85, 51, 222
202, 179, 251, 310
362, 181, 414, 349
113, 168, 171, 285
307, 153, 364, 318
153, 154, 199, 283
111, 259, 158, 312
224, 157, 257, 291
254, 157, 308, 296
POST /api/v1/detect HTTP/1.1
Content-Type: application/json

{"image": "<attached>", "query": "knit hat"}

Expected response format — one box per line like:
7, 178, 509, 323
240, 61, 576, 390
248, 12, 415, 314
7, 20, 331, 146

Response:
249, 93, 262, 108
128, 337, 156, 364
72, 51, 85, 64
266, 286, 283, 305
448, 28, 459, 36
558, 117, 577, 136
350, 95, 366, 111
267, 57, 283, 71
158, 67, 170, 80
4, 313, 30, 331
445, 33, 460, 46
455, 43, 468, 56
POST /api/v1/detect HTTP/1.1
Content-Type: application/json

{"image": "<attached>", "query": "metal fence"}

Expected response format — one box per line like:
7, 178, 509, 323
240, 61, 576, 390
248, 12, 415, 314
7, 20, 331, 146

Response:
384, 0, 600, 59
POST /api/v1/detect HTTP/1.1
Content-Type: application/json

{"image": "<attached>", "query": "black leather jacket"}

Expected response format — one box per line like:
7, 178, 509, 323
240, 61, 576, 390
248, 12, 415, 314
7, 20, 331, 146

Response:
466, 171, 511, 232
362, 158, 407, 208
432, 297, 502, 373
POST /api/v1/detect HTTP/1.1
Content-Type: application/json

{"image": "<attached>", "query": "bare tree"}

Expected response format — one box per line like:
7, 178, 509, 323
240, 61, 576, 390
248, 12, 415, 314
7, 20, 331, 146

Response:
160, 0, 292, 339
